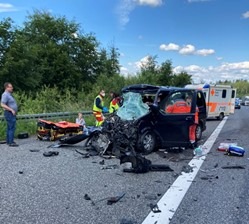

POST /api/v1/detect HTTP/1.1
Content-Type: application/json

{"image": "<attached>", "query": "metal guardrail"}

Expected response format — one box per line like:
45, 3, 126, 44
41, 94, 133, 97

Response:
0, 111, 93, 121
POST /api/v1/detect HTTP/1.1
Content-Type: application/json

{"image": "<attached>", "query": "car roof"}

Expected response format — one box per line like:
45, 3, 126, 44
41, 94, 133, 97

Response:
121, 84, 192, 94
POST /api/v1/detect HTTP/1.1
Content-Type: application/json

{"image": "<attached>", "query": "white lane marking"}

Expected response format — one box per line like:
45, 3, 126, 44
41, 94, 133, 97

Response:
142, 117, 228, 224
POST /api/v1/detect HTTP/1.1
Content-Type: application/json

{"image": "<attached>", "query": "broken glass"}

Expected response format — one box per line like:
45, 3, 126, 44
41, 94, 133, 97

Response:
117, 92, 149, 120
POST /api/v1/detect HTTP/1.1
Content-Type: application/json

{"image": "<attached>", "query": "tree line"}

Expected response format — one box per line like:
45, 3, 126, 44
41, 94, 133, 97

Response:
3, 10, 249, 113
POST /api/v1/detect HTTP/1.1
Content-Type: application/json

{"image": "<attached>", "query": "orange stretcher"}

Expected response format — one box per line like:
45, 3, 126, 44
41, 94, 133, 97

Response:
37, 119, 83, 141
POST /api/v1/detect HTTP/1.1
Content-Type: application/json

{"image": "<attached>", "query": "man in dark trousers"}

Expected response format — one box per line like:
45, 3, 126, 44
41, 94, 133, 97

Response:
1, 82, 18, 147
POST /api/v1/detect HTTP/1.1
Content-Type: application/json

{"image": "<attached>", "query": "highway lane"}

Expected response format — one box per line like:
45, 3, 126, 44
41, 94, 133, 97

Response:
0, 114, 224, 224
169, 106, 249, 224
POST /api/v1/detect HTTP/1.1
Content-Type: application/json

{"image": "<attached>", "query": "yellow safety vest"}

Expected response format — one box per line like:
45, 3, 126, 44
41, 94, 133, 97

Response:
93, 95, 104, 112
109, 99, 119, 113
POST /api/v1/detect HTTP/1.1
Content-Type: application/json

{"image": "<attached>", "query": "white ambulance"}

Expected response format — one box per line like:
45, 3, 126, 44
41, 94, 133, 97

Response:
185, 84, 236, 120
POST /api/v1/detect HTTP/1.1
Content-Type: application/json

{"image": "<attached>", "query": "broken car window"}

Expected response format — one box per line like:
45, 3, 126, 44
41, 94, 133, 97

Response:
117, 92, 149, 120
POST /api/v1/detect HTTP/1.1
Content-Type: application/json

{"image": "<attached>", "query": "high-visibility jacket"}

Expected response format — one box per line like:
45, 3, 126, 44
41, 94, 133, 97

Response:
109, 98, 120, 113
93, 95, 104, 112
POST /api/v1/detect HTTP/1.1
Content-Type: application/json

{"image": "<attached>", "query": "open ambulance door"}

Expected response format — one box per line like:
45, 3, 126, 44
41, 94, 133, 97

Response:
230, 88, 236, 114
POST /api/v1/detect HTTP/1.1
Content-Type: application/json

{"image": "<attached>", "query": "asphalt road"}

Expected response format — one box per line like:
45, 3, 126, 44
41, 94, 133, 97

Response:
0, 108, 247, 224
170, 106, 249, 224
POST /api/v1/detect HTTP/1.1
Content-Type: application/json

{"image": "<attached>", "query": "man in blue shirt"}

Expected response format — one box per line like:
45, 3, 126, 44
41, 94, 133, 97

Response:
1, 82, 18, 147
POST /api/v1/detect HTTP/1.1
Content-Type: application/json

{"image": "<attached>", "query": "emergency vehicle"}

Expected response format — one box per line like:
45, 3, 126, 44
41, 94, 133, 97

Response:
241, 96, 249, 106
185, 84, 236, 120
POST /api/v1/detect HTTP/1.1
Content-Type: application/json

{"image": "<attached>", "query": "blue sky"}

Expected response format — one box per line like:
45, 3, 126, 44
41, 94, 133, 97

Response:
0, 0, 249, 83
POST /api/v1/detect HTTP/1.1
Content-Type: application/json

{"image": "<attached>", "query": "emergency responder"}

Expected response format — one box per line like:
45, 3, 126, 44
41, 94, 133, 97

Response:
186, 95, 199, 146
93, 90, 108, 126
165, 99, 189, 113
109, 91, 120, 113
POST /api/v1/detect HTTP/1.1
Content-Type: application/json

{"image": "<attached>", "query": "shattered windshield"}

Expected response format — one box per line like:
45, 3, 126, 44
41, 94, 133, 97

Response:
117, 92, 149, 120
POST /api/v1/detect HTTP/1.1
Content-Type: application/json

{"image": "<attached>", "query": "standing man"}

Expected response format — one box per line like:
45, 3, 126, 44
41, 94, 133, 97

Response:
92, 90, 108, 126
1, 82, 19, 147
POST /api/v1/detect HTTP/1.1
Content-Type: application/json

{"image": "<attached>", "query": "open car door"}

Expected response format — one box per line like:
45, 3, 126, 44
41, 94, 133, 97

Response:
154, 90, 196, 147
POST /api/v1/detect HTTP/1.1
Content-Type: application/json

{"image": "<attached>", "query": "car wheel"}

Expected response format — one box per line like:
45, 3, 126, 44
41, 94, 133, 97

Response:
216, 113, 224, 120
195, 124, 202, 141
138, 131, 156, 155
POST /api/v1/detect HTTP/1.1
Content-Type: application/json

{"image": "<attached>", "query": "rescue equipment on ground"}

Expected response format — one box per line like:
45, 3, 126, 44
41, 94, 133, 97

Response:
217, 143, 245, 156
37, 119, 83, 141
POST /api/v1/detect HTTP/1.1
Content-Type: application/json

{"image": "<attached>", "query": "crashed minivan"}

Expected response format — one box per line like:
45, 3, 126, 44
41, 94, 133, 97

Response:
118, 84, 207, 154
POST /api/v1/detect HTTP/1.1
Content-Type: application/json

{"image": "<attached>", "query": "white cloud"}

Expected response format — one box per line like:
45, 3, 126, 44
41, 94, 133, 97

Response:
195, 49, 215, 56
0, 3, 17, 12
121, 58, 249, 83
135, 55, 150, 69
242, 11, 249, 19
159, 43, 180, 51
160, 42, 215, 57
179, 44, 195, 55
137, 0, 163, 7
116, 0, 163, 27
219, 61, 249, 70
173, 61, 249, 83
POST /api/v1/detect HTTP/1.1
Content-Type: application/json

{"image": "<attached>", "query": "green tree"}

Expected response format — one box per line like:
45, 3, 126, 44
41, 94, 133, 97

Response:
0, 11, 102, 93
171, 71, 192, 87
156, 59, 174, 86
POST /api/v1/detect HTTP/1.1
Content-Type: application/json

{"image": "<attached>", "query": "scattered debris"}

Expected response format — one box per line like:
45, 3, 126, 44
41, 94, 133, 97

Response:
29, 149, 40, 152
99, 160, 105, 165
181, 165, 194, 173
221, 165, 245, 169
75, 149, 96, 157
84, 194, 91, 200
107, 192, 126, 205
101, 164, 119, 170
18, 171, 24, 174
43, 151, 59, 157
193, 145, 203, 156
120, 154, 173, 173
225, 145, 245, 157
18, 132, 29, 139
218, 142, 238, 151
218, 143, 245, 157
0, 140, 7, 144
150, 203, 161, 213
200, 175, 218, 180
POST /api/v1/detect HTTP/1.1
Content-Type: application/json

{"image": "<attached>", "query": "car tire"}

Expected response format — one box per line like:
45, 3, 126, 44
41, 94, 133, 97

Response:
137, 131, 156, 155
216, 113, 224, 120
195, 124, 202, 141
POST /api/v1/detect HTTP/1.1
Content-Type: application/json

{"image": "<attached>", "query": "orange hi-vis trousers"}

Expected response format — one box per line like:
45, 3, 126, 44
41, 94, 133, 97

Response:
93, 111, 104, 127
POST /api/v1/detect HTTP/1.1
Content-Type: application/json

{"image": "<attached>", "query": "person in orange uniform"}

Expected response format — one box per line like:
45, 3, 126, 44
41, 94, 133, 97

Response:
186, 95, 199, 145
92, 90, 108, 126
165, 99, 189, 113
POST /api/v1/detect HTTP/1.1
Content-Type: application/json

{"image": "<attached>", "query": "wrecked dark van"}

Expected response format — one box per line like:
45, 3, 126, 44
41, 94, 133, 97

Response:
119, 84, 207, 154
